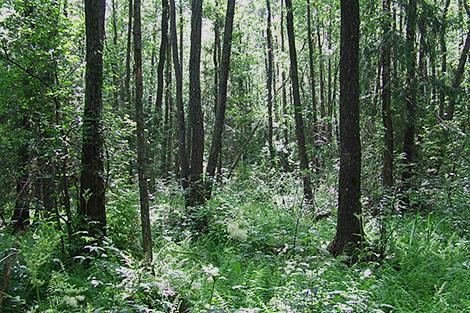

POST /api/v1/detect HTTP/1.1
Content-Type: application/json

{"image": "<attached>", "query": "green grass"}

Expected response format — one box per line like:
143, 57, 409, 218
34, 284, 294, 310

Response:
1, 170, 469, 312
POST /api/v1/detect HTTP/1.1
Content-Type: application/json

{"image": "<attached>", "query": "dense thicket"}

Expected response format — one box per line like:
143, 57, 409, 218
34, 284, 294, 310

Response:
0, 0, 469, 311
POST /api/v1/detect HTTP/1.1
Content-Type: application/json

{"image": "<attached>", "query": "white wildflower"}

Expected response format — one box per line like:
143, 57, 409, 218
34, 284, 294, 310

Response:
363, 268, 372, 278
227, 220, 248, 241
202, 264, 220, 277
63, 296, 78, 308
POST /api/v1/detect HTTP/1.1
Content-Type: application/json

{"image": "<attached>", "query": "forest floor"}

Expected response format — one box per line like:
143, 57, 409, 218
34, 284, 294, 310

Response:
1, 168, 469, 313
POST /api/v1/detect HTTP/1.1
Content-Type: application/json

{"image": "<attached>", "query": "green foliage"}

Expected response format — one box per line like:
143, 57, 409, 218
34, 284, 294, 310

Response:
1, 167, 470, 312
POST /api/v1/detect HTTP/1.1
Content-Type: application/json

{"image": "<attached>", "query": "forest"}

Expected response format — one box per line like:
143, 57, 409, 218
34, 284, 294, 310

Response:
0, 0, 469, 311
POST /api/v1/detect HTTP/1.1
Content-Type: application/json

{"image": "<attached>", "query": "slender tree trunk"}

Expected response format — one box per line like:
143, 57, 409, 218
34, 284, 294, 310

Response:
125, 0, 134, 183
134, 0, 152, 263
111, 0, 119, 110
317, 23, 326, 140
329, 0, 363, 257
213, 2, 223, 179
382, 0, 394, 187
326, 19, 333, 142
306, 0, 317, 147
266, 0, 275, 161
401, 0, 417, 208
439, 0, 451, 118
161, 41, 173, 177
188, 0, 205, 207
285, 0, 314, 204
79, 0, 106, 235
206, 0, 236, 196
170, 0, 189, 191
213, 4, 220, 116
125, 0, 133, 109
446, 28, 470, 120
280, 0, 290, 172
155, 0, 169, 129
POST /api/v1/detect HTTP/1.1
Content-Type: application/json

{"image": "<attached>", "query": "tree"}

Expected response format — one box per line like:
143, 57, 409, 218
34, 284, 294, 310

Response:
124, 0, 134, 183
401, 0, 417, 208
306, 0, 318, 153
206, 0, 236, 196
79, 0, 106, 234
438, 0, 451, 119
155, 0, 169, 132
382, 0, 394, 187
134, 0, 152, 262
329, 0, 363, 256
279, 0, 290, 172
284, 0, 314, 203
188, 0, 205, 207
265, 0, 275, 162
446, 28, 470, 120
170, 0, 190, 193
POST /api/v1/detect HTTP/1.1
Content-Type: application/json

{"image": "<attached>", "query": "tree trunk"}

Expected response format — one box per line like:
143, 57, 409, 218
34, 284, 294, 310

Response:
111, 0, 119, 110
446, 28, 470, 120
401, 0, 417, 208
306, 0, 317, 148
213, 2, 223, 179
382, 0, 394, 187
188, 0, 205, 207
329, 0, 363, 257
438, 0, 450, 118
170, 0, 190, 191
326, 18, 333, 142
79, 0, 106, 234
125, 0, 134, 184
155, 0, 169, 129
206, 0, 236, 196
265, 0, 275, 162
161, 41, 173, 177
317, 23, 326, 141
285, 0, 314, 204
280, 0, 290, 172
134, 0, 152, 263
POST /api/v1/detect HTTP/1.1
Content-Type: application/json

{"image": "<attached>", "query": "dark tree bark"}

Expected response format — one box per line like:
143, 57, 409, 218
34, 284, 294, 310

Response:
265, 0, 275, 161
285, 0, 314, 203
382, 0, 394, 187
79, 0, 106, 234
206, 0, 236, 196
317, 23, 326, 139
170, 0, 190, 191
125, 0, 134, 183
188, 0, 205, 207
161, 41, 173, 177
446, 28, 470, 120
280, 0, 290, 172
213, 1, 223, 178
111, 0, 119, 110
155, 0, 169, 127
213, 1, 221, 116
124, 0, 133, 110
439, 0, 451, 118
306, 0, 317, 147
401, 0, 417, 207
326, 18, 333, 142
134, 0, 152, 262
179, 0, 184, 69
329, 0, 363, 257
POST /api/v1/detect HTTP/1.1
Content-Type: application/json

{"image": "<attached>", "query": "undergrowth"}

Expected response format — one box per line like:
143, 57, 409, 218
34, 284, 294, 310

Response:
1, 168, 469, 312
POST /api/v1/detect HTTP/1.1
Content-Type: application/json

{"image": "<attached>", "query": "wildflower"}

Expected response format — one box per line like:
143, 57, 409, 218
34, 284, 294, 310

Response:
227, 220, 248, 241
362, 268, 372, 278
202, 264, 220, 277
63, 296, 78, 308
